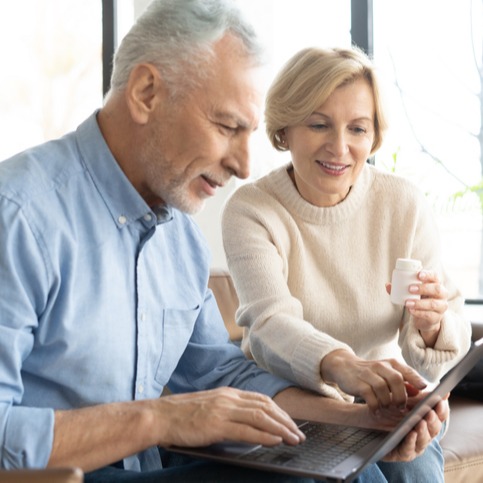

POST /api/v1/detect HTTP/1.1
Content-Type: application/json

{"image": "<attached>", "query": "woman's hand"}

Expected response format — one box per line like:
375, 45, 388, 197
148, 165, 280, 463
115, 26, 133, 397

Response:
381, 397, 449, 462
320, 350, 428, 413
387, 269, 448, 347
405, 270, 448, 346
353, 390, 449, 462
275, 386, 449, 464
290, 384, 448, 464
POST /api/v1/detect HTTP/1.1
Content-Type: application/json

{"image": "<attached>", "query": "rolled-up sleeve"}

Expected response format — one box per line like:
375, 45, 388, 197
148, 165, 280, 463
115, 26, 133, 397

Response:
1, 406, 54, 469
0, 195, 55, 469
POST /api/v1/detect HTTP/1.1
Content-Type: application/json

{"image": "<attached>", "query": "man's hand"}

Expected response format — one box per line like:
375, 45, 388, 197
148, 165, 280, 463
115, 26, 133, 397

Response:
320, 349, 428, 412
49, 387, 305, 472
155, 387, 305, 448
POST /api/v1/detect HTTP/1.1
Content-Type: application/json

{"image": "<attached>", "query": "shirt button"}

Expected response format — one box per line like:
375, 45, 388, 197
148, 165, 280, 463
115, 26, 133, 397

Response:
118, 215, 127, 225
144, 213, 152, 222
138, 384, 144, 394
140, 312, 146, 322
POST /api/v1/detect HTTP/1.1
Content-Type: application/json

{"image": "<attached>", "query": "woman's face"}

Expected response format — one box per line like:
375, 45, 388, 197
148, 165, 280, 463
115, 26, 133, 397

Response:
284, 77, 375, 207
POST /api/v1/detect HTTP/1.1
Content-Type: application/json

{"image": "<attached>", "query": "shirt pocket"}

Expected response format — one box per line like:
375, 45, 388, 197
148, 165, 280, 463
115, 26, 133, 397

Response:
154, 305, 200, 386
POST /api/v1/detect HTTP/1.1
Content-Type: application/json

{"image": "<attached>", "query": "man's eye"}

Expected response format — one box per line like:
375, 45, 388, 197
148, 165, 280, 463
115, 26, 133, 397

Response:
220, 124, 237, 133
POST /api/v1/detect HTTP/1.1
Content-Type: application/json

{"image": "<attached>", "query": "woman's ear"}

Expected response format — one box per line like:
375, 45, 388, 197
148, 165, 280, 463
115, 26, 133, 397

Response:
278, 129, 288, 148
125, 63, 166, 125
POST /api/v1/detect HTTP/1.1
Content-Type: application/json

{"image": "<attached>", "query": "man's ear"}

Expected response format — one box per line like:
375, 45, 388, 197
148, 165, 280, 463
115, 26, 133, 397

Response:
125, 63, 166, 125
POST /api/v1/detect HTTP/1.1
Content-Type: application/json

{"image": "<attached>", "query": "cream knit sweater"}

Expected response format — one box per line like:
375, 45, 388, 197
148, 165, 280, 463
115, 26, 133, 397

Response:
222, 162, 471, 401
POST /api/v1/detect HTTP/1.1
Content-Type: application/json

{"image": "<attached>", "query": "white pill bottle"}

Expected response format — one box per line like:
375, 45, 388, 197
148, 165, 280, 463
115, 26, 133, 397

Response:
390, 258, 422, 305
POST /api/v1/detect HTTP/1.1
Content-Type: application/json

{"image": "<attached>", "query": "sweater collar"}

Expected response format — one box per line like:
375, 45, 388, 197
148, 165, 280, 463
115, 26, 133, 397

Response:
266, 161, 375, 224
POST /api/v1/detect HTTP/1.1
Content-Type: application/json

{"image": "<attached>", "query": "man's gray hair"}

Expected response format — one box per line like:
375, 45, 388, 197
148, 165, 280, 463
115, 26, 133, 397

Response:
109, 0, 263, 98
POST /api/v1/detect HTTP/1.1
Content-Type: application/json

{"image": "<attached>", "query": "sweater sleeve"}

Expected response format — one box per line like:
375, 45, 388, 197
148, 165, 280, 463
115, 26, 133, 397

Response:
396, 188, 472, 382
222, 185, 354, 400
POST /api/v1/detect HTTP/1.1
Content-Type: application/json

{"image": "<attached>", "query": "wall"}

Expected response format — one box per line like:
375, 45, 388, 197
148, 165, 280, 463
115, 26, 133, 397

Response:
193, 181, 238, 270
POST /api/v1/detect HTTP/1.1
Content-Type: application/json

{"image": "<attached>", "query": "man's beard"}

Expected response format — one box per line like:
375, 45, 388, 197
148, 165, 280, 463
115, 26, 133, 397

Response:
145, 158, 206, 214
160, 177, 206, 214
139, 136, 207, 214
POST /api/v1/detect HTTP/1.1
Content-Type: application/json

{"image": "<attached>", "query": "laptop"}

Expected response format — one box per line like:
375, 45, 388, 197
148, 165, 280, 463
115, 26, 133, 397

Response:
171, 337, 483, 482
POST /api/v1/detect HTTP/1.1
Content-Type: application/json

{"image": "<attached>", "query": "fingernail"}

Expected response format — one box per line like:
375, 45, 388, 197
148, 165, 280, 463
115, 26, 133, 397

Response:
290, 432, 301, 444
419, 271, 428, 280
408, 285, 419, 294
405, 300, 416, 308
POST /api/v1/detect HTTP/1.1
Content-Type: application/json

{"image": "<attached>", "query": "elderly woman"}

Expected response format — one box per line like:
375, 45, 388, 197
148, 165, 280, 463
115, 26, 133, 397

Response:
222, 47, 472, 482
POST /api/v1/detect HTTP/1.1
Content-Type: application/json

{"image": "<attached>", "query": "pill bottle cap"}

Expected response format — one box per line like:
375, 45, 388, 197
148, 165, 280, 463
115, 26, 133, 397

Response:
395, 258, 422, 271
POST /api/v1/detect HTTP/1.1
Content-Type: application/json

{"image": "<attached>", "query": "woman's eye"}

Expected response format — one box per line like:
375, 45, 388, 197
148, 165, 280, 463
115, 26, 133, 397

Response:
310, 123, 327, 130
351, 126, 367, 134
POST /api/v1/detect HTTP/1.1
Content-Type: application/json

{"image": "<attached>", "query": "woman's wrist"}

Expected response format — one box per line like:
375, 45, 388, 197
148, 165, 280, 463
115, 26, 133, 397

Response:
320, 349, 355, 384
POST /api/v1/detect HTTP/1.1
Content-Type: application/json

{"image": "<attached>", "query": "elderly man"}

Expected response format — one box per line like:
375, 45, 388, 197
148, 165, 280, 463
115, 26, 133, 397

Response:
0, 0, 446, 482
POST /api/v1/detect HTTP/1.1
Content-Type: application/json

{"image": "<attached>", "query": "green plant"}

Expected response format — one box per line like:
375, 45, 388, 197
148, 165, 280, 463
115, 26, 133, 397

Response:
452, 178, 483, 212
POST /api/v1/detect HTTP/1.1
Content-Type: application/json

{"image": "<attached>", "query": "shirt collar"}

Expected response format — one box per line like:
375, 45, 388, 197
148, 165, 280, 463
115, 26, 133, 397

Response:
75, 111, 173, 228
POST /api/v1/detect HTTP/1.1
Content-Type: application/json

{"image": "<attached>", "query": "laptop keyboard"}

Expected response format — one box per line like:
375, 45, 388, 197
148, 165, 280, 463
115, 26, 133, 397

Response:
238, 423, 382, 471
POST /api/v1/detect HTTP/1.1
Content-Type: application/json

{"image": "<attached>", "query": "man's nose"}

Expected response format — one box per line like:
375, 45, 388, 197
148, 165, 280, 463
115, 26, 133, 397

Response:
224, 136, 251, 180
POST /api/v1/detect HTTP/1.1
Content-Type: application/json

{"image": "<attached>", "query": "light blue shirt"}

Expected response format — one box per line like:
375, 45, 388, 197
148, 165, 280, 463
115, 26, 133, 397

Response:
0, 112, 291, 471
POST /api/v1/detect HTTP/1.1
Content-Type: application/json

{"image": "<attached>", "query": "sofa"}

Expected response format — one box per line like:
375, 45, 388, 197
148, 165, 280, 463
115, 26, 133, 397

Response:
208, 268, 483, 483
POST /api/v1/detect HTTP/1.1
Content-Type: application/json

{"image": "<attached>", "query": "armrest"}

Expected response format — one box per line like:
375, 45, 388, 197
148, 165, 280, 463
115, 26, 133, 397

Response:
0, 468, 83, 483
465, 303, 483, 341
472, 320, 483, 341
208, 268, 243, 341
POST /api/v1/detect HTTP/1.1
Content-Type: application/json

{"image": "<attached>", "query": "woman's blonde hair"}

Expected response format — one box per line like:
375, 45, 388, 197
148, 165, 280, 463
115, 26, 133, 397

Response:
265, 46, 388, 154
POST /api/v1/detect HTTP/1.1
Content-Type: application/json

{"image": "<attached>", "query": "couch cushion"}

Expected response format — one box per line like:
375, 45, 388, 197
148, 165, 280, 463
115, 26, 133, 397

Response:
442, 396, 483, 483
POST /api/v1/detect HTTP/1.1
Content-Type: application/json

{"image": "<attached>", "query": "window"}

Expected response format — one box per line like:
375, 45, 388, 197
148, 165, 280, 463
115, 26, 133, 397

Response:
0, 0, 102, 161
372, 0, 483, 299
113, 1, 483, 295
3, 0, 481, 300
